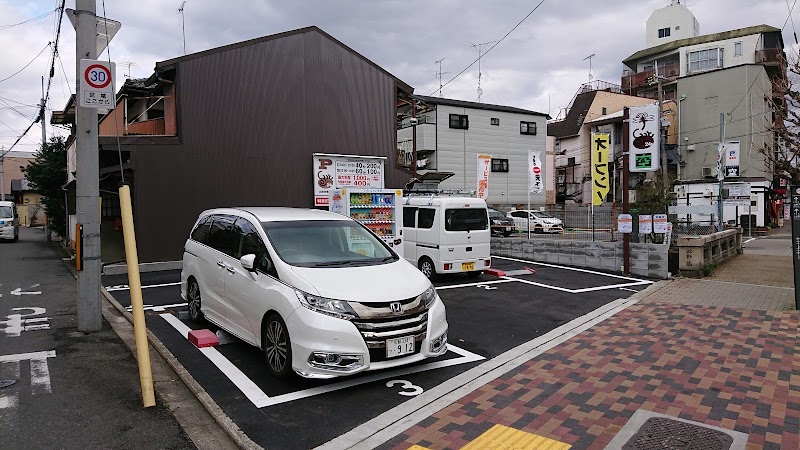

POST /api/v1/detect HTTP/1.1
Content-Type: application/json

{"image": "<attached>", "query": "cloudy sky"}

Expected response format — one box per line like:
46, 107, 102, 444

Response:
0, 0, 796, 153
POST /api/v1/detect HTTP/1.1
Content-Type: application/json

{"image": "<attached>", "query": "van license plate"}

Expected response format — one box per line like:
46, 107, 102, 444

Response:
462, 262, 475, 271
386, 336, 414, 358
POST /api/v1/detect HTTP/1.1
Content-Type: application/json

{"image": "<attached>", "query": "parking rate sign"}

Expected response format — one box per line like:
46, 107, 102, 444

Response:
79, 59, 116, 109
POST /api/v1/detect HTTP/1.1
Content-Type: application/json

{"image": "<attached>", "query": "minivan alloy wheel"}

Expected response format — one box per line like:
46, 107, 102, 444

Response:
419, 257, 435, 279
187, 280, 203, 322
264, 315, 291, 377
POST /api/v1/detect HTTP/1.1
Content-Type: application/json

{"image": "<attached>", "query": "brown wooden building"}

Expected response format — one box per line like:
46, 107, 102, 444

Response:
83, 26, 414, 263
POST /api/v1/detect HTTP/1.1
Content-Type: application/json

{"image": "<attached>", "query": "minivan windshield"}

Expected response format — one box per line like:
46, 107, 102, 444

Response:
0, 206, 13, 219
444, 208, 488, 231
261, 220, 398, 268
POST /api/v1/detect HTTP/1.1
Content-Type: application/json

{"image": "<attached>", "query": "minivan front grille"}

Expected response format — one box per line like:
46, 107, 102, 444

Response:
350, 298, 429, 362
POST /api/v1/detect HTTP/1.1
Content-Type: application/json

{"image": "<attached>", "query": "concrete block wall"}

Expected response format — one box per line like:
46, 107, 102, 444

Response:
491, 238, 669, 279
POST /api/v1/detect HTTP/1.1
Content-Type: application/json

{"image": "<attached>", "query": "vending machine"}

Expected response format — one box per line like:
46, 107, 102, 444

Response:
329, 188, 404, 257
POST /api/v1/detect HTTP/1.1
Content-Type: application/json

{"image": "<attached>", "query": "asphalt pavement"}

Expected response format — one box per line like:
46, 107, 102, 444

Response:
0, 227, 194, 450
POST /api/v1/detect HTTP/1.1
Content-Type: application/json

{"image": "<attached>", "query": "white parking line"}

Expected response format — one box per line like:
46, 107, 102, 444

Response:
618, 287, 640, 293
494, 256, 647, 282
126, 302, 186, 312
105, 282, 181, 292
159, 313, 484, 409
435, 279, 516, 290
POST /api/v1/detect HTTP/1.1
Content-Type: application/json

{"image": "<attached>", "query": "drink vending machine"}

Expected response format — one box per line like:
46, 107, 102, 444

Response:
329, 188, 404, 258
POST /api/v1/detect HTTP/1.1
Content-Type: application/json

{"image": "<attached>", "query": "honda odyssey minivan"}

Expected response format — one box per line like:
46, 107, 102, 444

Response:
181, 207, 448, 379
0, 201, 19, 242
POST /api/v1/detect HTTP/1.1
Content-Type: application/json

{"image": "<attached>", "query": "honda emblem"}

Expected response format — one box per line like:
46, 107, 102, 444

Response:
389, 302, 403, 314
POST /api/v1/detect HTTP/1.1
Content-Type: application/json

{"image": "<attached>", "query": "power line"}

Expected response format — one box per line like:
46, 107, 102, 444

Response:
726, 65, 766, 123
58, 54, 73, 95
0, 7, 57, 31
430, 0, 548, 96
0, 98, 35, 120
784, 0, 798, 29
0, 42, 51, 84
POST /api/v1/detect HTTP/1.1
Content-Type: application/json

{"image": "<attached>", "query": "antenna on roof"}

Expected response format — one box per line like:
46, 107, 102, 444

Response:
583, 53, 596, 82
434, 58, 450, 97
178, 1, 187, 55
119, 61, 139, 79
471, 41, 497, 102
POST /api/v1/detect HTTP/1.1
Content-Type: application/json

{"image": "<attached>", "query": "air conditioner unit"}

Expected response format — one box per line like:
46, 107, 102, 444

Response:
702, 166, 715, 178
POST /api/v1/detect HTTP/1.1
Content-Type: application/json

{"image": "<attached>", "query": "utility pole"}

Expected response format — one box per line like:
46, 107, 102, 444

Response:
74, 0, 102, 332
717, 113, 725, 233
622, 107, 631, 275
178, 1, 187, 55
40, 76, 50, 241
653, 62, 668, 188
0, 146, 5, 202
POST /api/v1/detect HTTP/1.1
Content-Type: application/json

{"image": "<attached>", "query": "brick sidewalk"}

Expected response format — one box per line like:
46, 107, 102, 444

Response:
382, 303, 799, 450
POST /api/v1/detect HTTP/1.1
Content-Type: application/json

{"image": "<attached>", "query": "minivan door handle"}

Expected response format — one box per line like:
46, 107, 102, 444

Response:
225, 266, 235, 274
217, 261, 226, 268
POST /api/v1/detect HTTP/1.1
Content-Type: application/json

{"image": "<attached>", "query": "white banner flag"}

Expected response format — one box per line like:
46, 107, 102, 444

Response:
528, 150, 543, 194
477, 154, 491, 200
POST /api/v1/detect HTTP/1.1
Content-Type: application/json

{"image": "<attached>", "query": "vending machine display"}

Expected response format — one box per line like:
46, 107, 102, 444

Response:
329, 188, 404, 257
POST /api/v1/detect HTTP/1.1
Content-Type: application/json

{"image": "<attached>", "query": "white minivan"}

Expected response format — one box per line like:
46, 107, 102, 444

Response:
402, 196, 491, 279
181, 207, 448, 379
0, 201, 20, 242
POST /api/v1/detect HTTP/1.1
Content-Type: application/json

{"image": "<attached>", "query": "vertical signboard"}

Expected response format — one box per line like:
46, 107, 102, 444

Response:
477, 154, 491, 200
618, 214, 633, 233
639, 214, 653, 234
591, 133, 610, 206
312, 154, 385, 207
791, 186, 800, 309
653, 214, 669, 233
528, 150, 543, 194
628, 104, 660, 172
724, 141, 741, 177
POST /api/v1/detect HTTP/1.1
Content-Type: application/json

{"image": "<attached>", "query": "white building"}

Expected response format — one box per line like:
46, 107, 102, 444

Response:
622, 1, 786, 227
397, 96, 549, 207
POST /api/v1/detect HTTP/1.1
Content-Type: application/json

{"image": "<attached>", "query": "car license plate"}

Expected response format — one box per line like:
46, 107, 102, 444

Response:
386, 336, 414, 358
462, 262, 475, 271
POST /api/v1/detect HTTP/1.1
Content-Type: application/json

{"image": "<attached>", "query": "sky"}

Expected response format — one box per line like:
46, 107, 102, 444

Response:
0, 0, 797, 154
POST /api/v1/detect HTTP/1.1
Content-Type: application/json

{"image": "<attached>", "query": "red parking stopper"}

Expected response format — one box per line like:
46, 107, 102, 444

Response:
523, 267, 536, 274
188, 329, 219, 348
483, 268, 507, 277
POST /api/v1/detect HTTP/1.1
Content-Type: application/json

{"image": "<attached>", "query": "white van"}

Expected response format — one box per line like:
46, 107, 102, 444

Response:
0, 201, 19, 242
181, 207, 448, 379
402, 196, 491, 279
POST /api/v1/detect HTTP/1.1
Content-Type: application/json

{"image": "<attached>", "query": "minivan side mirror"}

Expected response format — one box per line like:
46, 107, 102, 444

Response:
240, 254, 257, 272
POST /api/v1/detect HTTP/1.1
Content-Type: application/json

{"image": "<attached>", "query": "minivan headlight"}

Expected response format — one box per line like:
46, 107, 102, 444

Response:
295, 290, 358, 320
420, 285, 437, 309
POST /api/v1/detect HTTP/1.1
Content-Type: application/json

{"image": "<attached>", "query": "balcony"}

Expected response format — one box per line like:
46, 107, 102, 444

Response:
125, 118, 165, 135
621, 62, 680, 94
755, 48, 784, 66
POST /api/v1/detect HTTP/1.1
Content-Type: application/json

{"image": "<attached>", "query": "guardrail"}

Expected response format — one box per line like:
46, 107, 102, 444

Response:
676, 228, 742, 277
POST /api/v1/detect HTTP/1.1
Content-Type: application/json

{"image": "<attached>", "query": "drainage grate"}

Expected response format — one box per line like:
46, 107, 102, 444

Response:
622, 417, 734, 450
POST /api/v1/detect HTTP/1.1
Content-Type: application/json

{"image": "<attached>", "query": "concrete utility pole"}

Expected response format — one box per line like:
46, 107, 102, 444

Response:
41, 76, 50, 241
0, 146, 5, 201
653, 62, 668, 188
74, 0, 102, 332
623, 107, 630, 275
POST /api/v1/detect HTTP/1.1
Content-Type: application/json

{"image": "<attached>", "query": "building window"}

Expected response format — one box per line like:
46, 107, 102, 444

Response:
491, 158, 509, 172
688, 48, 723, 73
658, 27, 670, 38
490, 118, 499, 126
601, 107, 607, 115
567, 157, 576, 166
734, 41, 742, 56
520, 121, 537, 135
449, 114, 469, 129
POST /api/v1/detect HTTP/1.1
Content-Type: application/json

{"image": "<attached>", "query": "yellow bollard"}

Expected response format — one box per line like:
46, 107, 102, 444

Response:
118, 184, 156, 407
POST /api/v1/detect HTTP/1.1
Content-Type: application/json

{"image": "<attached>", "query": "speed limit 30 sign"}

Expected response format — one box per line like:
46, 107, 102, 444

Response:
79, 59, 116, 109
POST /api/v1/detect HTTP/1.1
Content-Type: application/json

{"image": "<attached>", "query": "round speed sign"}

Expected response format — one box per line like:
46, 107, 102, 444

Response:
84, 64, 111, 89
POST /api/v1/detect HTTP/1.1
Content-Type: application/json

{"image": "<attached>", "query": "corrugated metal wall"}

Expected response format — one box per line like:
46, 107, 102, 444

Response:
130, 29, 410, 262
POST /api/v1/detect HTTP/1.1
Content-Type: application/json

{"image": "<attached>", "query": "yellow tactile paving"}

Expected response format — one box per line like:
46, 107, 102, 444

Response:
460, 424, 571, 450
408, 446, 433, 450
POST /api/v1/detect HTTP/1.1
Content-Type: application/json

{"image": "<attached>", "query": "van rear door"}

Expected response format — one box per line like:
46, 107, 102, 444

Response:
440, 206, 490, 267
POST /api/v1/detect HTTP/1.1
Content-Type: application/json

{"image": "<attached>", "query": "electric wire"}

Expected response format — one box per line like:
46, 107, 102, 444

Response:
430, 0, 548, 96
785, 0, 799, 45
0, 8, 57, 31
0, 42, 51, 84
0, 99, 35, 120
102, 0, 125, 183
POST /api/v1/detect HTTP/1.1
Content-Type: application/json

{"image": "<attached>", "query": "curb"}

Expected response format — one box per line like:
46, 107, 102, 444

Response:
54, 241, 260, 450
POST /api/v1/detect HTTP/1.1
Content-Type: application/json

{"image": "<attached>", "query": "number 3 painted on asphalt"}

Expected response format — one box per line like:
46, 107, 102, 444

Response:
386, 379, 423, 396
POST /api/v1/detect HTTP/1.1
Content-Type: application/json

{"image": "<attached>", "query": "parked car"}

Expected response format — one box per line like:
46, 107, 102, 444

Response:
0, 201, 20, 242
181, 207, 448, 379
507, 209, 564, 234
403, 196, 490, 279
487, 207, 515, 237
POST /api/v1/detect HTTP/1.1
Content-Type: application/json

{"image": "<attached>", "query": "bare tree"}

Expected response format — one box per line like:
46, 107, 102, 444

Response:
763, 55, 800, 184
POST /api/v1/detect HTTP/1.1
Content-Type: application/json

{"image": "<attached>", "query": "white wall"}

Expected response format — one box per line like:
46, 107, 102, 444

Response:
636, 32, 763, 77
646, 3, 699, 48
432, 104, 547, 206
